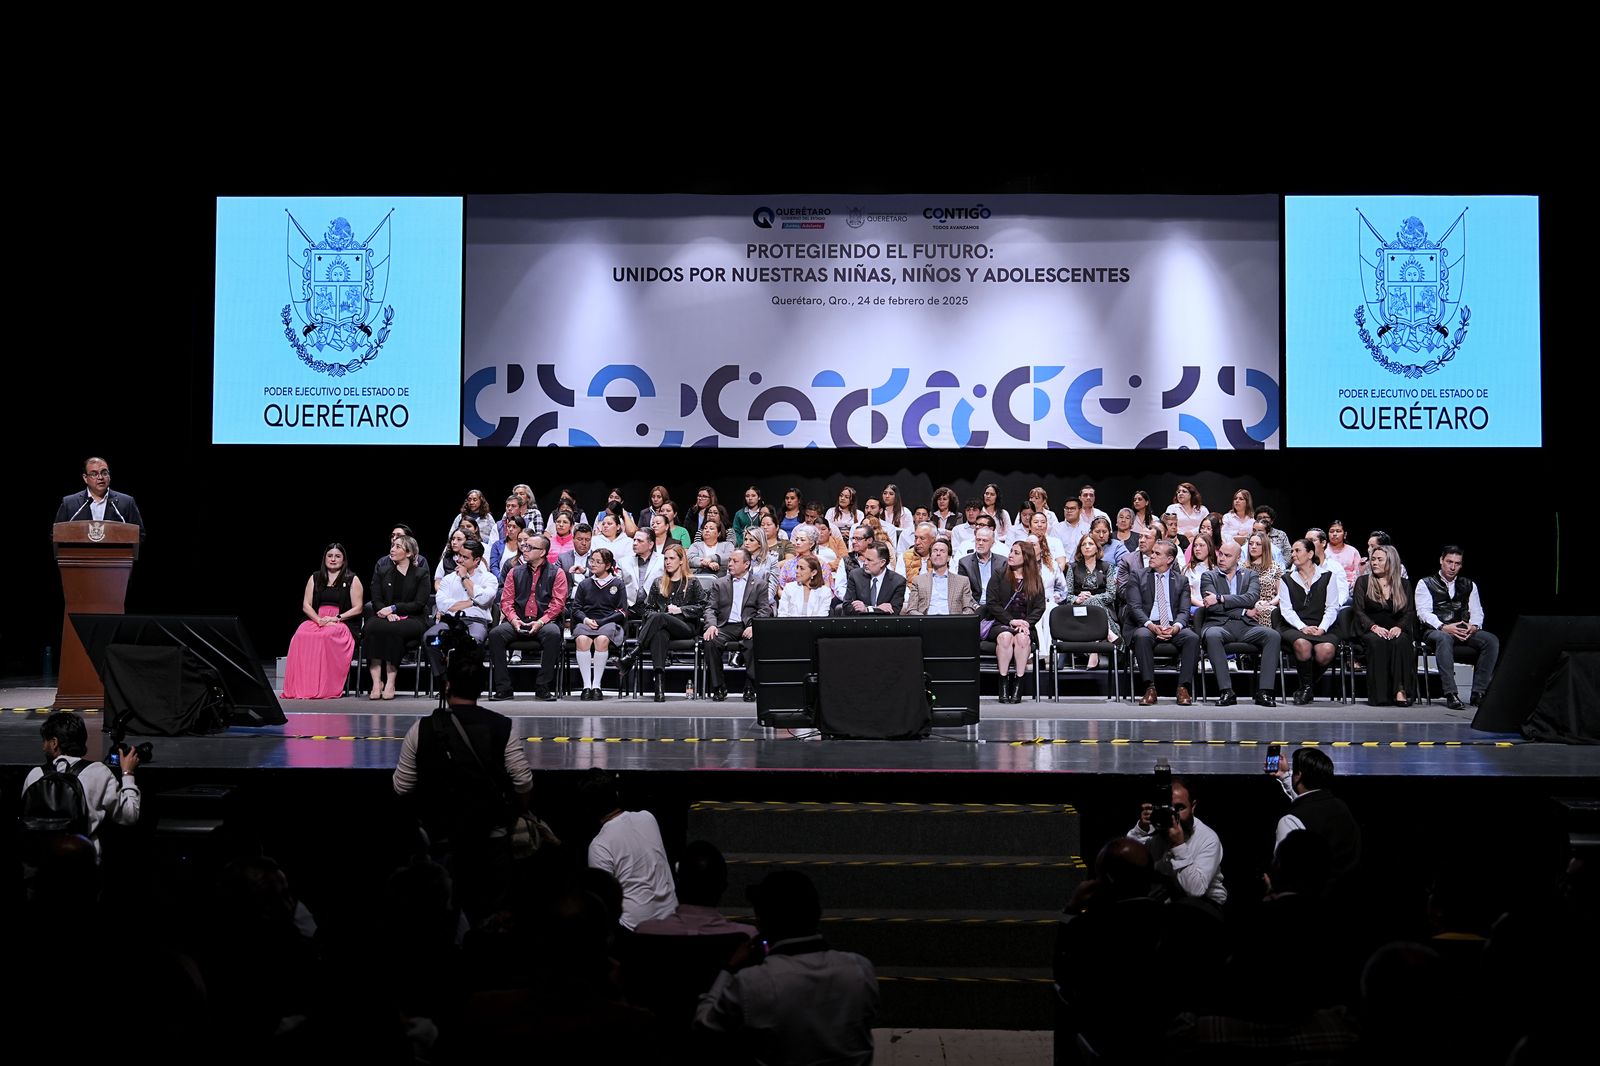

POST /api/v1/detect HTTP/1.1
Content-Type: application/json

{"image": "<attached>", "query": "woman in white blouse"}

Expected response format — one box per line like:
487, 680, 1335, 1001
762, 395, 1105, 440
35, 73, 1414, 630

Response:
825, 486, 864, 544
777, 555, 835, 617
981, 483, 1012, 541
1220, 488, 1256, 546
1163, 482, 1207, 538
1130, 489, 1158, 535
1185, 533, 1216, 615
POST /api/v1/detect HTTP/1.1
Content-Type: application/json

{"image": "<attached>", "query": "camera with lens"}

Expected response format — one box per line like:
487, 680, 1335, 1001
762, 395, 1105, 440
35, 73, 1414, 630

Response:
107, 734, 154, 772
1150, 758, 1175, 832
430, 611, 478, 658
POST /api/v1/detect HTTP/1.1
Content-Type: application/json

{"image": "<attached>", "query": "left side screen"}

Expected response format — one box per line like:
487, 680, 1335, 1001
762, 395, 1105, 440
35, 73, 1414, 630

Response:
213, 196, 464, 444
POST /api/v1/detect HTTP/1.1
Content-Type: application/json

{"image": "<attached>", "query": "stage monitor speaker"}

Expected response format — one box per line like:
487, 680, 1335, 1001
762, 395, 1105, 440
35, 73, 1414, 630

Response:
1472, 615, 1600, 741
70, 614, 287, 732
816, 635, 930, 739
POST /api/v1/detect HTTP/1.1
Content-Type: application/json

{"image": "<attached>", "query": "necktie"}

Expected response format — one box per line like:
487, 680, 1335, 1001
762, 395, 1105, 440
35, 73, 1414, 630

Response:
1156, 574, 1170, 626
870, 576, 880, 606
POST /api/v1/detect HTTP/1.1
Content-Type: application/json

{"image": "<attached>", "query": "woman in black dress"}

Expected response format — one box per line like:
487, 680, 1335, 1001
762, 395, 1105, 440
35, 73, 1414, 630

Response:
624, 543, 707, 702
1351, 544, 1417, 706
983, 540, 1047, 703
364, 535, 428, 700
1276, 539, 1339, 705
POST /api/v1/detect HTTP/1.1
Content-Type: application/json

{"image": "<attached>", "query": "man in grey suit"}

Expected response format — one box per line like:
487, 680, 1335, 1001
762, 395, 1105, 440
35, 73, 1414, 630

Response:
703, 548, 773, 702
903, 539, 978, 616
557, 522, 593, 584
1125, 539, 1199, 706
1199, 540, 1280, 707
840, 544, 907, 615
1114, 525, 1158, 629
957, 524, 1001, 604
55, 456, 145, 537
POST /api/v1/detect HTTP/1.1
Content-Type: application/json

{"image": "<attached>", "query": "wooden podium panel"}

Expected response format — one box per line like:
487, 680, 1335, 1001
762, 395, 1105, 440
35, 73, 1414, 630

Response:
53, 521, 140, 708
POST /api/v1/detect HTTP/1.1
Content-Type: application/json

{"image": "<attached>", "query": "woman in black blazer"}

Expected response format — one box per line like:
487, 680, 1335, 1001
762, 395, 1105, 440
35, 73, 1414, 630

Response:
364, 535, 429, 700
983, 540, 1047, 703
624, 543, 707, 702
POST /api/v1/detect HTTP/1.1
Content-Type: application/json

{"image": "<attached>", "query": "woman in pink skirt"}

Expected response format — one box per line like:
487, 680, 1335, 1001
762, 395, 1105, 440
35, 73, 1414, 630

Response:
281, 543, 365, 699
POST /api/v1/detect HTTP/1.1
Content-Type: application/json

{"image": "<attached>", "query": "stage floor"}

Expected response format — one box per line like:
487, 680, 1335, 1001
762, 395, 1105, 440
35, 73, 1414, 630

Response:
5, 681, 1594, 778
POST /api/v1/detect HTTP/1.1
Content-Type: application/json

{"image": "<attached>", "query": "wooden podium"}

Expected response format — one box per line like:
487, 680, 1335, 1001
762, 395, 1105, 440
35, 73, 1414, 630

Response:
53, 520, 140, 708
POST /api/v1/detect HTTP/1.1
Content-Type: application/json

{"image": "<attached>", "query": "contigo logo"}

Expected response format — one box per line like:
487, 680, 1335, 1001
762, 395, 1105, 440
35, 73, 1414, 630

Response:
924, 205, 993, 222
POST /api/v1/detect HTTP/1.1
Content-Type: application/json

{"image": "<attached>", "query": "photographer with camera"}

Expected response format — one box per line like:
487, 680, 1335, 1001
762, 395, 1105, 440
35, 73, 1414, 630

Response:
422, 538, 498, 687
20, 711, 143, 865
393, 654, 532, 923
1127, 765, 1227, 912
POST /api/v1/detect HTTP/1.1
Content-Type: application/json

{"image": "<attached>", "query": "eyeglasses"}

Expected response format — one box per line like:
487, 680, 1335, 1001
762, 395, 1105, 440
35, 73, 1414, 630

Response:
521, 543, 543, 553
86, 471, 110, 478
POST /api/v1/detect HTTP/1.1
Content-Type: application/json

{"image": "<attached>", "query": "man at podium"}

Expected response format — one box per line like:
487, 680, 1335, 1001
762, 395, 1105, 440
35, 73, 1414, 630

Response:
54, 457, 145, 537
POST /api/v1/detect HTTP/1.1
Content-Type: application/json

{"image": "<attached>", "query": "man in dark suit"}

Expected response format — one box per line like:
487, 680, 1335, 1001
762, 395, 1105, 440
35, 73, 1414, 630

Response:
957, 523, 1001, 604
1199, 539, 1280, 707
1114, 525, 1157, 629
54, 457, 145, 537
557, 522, 594, 584
840, 544, 907, 615
703, 548, 773, 702
1125, 539, 1199, 706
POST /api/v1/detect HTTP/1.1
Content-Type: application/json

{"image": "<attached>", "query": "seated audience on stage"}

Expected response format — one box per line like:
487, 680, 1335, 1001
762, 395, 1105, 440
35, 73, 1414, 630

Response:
1126, 538, 1200, 706
627, 526, 663, 606
559, 521, 594, 581
1065, 533, 1120, 666
364, 535, 429, 701
489, 516, 526, 577
1199, 539, 1280, 707
1160, 511, 1192, 558
743, 526, 778, 601
1278, 538, 1340, 705
929, 485, 962, 532
1113, 508, 1139, 557
1114, 526, 1158, 619
695, 870, 878, 1065
1032, 516, 1071, 612
981, 482, 1012, 541
1130, 489, 1157, 535
687, 517, 732, 575
881, 483, 914, 546
281, 543, 365, 699
435, 523, 473, 591
1165, 482, 1207, 537
1364, 529, 1409, 582
449, 489, 498, 548
1416, 545, 1499, 710
811, 513, 846, 568
685, 485, 718, 537
778, 487, 804, 536
703, 546, 772, 702
1253, 518, 1284, 567
1185, 533, 1216, 610
775, 526, 831, 600
624, 543, 706, 702
571, 548, 627, 701
636, 840, 758, 938
732, 486, 764, 544
1127, 777, 1227, 910
781, 554, 838, 618
496, 494, 527, 548
983, 539, 1046, 703
840, 542, 906, 616
948, 498, 983, 557
1096, 515, 1128, 572
1352, 544, 1417, 706
902, 521, 937, 582
636, 484, 669, 532
656, 499, 692, 551
825, 486, 863, 543
1244, 530, 1283, 625
759, 510, 791, 553
374, 524, 428, 585
580, 769, 678, 931
1326, 519, 1363, 590
904, 538, 977, 616
488, 532, 568, 702
1054, 495, 1090, 559
1256, 504, 1293, 564
1221, 488, 1255, 546
422, 538, 497, 685
600, 487, 639, 537
1304, 527, 1351, 607
1199, 512, 1227, 558
547, 509, 577, 559
1078, 484, 1110, 526
512, 482, 544, 534
550, 487, 588, 527
958, 523, 1002, 603
590, 511, 630, 567
1029, 510, 1067, 575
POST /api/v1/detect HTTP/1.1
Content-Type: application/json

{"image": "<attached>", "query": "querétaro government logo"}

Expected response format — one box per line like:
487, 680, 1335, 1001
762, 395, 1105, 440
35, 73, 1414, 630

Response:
282, 211, 397, 377
1354, 209, 1471, 379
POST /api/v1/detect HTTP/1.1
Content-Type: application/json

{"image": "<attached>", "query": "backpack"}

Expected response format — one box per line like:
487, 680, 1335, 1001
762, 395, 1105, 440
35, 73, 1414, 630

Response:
19, 758, 95, 843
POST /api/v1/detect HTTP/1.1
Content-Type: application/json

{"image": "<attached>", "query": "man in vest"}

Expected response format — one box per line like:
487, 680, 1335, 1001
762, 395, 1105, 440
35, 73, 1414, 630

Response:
1415, 545, 1499, 710
1273, 747, 1361, 890
487, 532, 568, 701
393, 655, 532, 922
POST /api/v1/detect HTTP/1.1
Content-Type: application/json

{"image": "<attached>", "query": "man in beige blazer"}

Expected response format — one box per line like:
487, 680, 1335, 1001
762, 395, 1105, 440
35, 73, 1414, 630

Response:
903, 539, 978, 616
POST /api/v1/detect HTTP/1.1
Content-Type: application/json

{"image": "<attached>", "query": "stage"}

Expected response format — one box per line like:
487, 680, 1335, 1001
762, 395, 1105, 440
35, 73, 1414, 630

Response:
2, 680, 1592, 778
